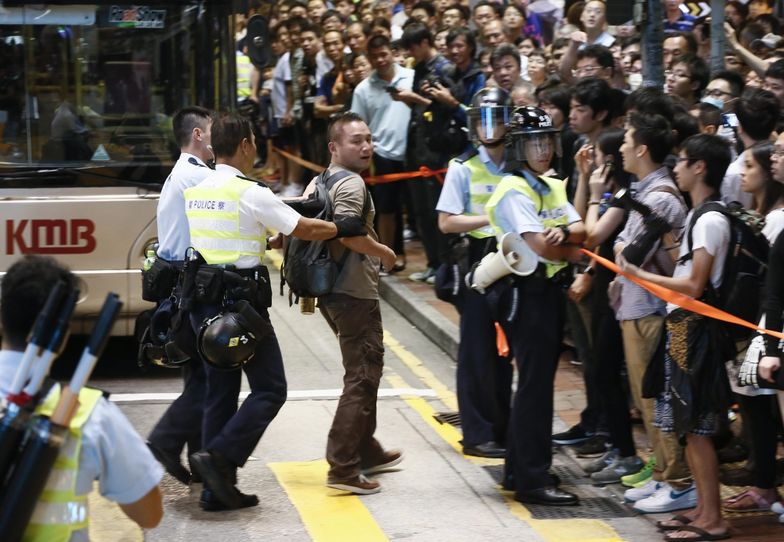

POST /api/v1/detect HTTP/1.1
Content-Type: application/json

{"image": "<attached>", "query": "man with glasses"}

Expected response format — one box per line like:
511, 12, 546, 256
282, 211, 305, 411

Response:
664, 55, 709, 108
561, 44, 614, 85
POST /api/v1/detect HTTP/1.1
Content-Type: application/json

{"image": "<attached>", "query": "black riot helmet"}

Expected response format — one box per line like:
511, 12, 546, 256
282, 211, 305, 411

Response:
197, 311, 258, 371
467, 87, 512, 146
505, 106, 561, 174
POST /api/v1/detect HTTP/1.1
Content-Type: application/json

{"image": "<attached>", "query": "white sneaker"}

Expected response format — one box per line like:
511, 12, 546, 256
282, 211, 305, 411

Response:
633, 483, 697, 514
772, 501, 784, 515
624, 479, 663, 502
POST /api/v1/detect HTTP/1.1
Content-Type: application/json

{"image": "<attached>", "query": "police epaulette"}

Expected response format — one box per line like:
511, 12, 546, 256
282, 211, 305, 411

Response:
238, 175, 270, 189
453, 147, 479, 164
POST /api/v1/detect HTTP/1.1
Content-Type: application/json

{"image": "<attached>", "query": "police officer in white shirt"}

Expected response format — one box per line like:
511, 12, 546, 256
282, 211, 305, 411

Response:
147, 107, 214, 487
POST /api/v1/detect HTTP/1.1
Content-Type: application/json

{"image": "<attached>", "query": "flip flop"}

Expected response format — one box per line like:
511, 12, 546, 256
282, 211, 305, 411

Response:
656, 514, 693, 531
722, 489, 776, 513
663, 525, 731, 541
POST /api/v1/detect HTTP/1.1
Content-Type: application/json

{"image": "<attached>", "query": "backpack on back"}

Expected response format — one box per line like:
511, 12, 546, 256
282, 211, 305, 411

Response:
280, 169, 367, 303
682, 201, 769, 341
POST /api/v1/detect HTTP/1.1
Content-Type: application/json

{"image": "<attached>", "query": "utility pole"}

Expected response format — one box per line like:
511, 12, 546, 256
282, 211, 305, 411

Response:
640, 0, 664, 89
711, 0, 726, 73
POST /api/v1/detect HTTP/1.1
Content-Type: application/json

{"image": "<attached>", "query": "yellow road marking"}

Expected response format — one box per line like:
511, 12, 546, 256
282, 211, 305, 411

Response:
383, 337, 626, 542
269, 460, 388, 542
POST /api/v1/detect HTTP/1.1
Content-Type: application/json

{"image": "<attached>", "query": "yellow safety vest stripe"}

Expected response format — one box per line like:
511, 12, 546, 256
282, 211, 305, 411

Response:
452, 152, 505, 239
485, 174, 571, 278
184, 176, 265, 264
237, 53, 253, 98
24, 386, 103, 542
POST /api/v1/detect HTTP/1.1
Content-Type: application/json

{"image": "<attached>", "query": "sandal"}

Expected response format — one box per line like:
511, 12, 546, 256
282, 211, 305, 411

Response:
722, 489, 777, 513
663, 525, 730, 541
656, 514, 693, 531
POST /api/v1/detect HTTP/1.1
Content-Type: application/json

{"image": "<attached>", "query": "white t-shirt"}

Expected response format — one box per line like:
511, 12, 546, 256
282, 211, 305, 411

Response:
763, 207, 784, 244
194, 164, 301, 268
156, 153, 213, 261
272, 52, 291, 120
666, 209, 730, 313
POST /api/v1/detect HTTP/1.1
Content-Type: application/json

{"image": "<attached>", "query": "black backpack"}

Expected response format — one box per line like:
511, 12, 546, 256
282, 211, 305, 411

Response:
682, 201, 769, 341
280, 169, 368, 303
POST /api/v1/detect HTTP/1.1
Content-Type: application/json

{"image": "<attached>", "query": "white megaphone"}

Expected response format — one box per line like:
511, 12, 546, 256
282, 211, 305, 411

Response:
467, 232, 539, 293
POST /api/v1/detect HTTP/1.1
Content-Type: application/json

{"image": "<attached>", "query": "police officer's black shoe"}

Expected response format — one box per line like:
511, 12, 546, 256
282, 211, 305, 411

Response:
515, 486, 579, 506
199, 488, 259, 512
190, 451, 241, 509
463, 441, 506, 458
147, 441, 191, 486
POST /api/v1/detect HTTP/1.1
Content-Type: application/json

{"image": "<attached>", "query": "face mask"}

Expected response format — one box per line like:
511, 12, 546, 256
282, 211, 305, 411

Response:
701, 96, 724, 110
628, 73, 642, 91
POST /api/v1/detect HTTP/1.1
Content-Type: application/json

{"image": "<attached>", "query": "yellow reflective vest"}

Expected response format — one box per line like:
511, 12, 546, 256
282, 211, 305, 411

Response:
24, 386, 103, 542
236, 52, 253, 99
184, 176, 265, 265
485, 173, 571, 278
449, 150, 505, 240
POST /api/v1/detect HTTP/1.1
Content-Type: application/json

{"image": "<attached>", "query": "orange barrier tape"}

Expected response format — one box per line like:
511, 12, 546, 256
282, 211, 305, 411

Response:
272, 146, 323, 173
364, 166, 448, 185
495, 322, 509, 357
272, 146, 447, 185
581, 248, 784, 341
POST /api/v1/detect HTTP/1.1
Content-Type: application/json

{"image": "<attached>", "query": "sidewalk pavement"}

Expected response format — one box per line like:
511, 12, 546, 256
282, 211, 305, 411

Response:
380, 238, 784, 541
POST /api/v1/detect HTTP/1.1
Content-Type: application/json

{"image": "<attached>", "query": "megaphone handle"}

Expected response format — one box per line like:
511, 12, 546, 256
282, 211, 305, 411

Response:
50, 385, 79, 427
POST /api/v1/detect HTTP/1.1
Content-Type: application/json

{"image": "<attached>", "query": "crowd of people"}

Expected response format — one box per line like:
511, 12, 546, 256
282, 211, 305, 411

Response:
234, 0, 784, 539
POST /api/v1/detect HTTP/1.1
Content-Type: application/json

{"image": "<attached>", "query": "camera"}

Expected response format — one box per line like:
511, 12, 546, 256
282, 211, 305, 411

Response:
614, 189, 673, 266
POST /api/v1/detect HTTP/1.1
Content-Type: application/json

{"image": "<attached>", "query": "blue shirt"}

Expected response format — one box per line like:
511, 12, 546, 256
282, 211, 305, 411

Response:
436, 145, 506, 216
156, 152, 213, 261
351, 64, 414, 162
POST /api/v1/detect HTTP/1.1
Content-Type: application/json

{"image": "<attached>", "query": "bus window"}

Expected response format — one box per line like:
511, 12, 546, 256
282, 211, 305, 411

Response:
0, 2, 234, 186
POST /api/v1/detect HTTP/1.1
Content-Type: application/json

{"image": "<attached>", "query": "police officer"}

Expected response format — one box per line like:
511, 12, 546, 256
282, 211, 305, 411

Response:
147, 106, 213, 486
435, 88, 513, 458
0, 255, 164, 538
484, 106, 585, 506
185, 113, 366, 511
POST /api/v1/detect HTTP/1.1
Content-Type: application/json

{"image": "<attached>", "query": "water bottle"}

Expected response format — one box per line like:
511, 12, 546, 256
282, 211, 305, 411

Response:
143, 248, 157, 272
599, 192, 612, 216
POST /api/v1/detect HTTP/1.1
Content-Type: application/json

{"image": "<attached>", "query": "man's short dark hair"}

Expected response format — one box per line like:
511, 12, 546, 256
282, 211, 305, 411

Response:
672, 55, 710, 98
173, 106, 212, 149
736, 87, 780, 141
624, 87, 675, 122
211, 113, 253, 158
576, 44, 614, 70
572, 77, 613, 126
536, 82, 572, 119
298, 19, 321, 37
629, 112, 675, 164
367, 34, 391, 51
710, 70, 746, 98
693, 102, 722, 129
551, 37, 570, 50
444, 3, 470, 23
328, 111, 366, 142
755, 13, 781, 35
672, 110, 700, 149
664, 31, 698, 56
411, 0, 436, 18
490, 43, 520, 69
401, 22, 433, 48
284, 16, 308, 31
1, 256, 76, 349
321, 9, 345, 24
473, 0, 503, 18
446, 26, 477, 56
681, 134, 733, 192
765, 58, 784, 81
371, 17, 391, 31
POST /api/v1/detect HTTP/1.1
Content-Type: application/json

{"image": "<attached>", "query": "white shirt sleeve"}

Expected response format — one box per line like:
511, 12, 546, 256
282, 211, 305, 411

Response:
565, 202, 582, 224
81, 399, 164, 504
494, 191, 544, 235
435, 161, 470, 215
246, 185, 302, 235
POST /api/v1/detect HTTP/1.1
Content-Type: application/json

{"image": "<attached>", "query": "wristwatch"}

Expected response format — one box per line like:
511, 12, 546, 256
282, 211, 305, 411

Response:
558, 224, 570, 244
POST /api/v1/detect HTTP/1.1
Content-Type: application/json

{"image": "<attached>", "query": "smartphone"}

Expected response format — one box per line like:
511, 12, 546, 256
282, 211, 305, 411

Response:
722, 113, 739, 128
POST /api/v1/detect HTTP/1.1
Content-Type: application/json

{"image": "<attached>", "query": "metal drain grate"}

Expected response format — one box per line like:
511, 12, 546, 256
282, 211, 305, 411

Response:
433, 411, 462, 426
524, 494, 636, 520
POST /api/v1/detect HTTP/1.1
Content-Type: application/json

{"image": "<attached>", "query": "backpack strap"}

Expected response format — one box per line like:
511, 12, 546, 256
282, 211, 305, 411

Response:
321, 168, 371, 268
681, 199, 726, 263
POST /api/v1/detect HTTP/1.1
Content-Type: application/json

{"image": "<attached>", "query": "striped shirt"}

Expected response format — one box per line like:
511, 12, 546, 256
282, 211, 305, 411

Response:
614, 167, 687, 321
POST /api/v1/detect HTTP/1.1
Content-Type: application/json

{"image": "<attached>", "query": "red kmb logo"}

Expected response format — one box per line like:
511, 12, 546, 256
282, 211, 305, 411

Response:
5, 219, 97, 255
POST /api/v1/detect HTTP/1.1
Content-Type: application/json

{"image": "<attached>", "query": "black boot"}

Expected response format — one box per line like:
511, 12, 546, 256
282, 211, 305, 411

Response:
190, 450, 244, 509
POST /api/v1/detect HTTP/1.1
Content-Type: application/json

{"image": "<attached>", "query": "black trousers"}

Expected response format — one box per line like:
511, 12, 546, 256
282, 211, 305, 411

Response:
409, 176, 447, 269
190, 303, 287, 468
738, 394, 779, 489
456, 286, 513, 446
592, 299, 636, 457
148, 314, 205, 457
500, 275, 565, 493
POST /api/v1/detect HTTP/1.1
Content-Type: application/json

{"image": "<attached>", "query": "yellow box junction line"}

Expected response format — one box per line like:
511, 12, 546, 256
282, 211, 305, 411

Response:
269, 461, 388, 542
